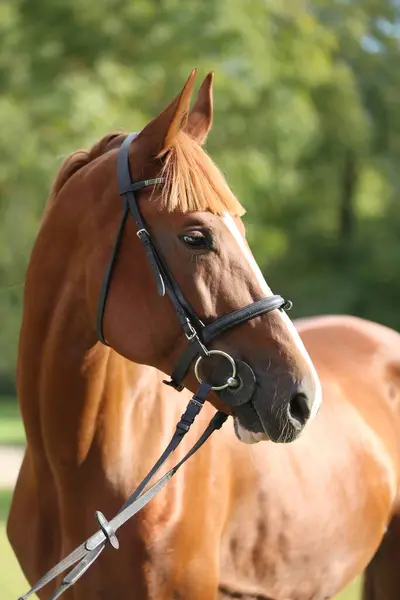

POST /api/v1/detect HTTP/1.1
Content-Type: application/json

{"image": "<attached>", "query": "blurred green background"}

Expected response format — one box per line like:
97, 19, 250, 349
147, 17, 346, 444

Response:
2, 0, 400, 597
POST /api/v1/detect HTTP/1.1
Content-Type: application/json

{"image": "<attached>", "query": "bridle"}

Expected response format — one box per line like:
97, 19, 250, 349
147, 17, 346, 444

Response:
97, 133, 292, 398
19, 133, 292, 600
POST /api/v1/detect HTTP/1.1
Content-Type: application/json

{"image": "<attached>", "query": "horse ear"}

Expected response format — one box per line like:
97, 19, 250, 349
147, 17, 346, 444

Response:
137, 69, 197, 158
185, 72, 214, 145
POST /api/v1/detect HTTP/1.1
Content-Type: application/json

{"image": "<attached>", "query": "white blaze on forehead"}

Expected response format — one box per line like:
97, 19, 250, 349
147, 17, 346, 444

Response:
223, 214, 272, 296
222, 213, 322, 421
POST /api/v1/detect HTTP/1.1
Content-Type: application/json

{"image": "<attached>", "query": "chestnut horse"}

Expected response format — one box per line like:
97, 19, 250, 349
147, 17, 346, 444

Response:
7, 70, 400, 600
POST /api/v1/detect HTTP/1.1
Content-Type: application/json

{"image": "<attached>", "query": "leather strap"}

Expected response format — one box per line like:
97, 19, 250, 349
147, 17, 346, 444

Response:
96, 201, 129, 344
98, 132, 204, 344
19, 384, 227, 600
97, 132, 292, 385
203, 296, 291, 343
118, 134, 166, 297
115, 133, 206, 339
166, 296, 290, 390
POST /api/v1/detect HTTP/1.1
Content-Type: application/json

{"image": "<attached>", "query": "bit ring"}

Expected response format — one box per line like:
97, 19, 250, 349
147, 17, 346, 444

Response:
194, 350, 237, 391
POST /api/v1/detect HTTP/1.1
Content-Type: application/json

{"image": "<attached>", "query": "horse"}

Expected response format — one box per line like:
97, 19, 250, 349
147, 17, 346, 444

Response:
7, 69, 400, 600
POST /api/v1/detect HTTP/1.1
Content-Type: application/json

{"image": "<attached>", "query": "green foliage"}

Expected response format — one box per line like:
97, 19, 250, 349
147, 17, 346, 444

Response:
1, 0, 400, 391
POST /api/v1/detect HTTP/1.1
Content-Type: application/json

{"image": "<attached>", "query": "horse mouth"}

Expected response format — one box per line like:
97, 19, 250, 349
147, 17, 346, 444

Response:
233, 416, 270, 444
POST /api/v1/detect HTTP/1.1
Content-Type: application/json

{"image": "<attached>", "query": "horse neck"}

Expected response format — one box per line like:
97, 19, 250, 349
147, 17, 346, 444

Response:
17, 217, 183, 489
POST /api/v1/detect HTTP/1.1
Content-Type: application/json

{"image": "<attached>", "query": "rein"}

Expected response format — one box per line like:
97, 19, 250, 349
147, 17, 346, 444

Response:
18, 133, 292, 600
19, 383, 225, 600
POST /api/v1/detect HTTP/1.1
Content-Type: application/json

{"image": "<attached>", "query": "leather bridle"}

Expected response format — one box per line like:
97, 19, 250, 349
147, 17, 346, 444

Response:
19, 132, 293, 600
97, 133, 292, 398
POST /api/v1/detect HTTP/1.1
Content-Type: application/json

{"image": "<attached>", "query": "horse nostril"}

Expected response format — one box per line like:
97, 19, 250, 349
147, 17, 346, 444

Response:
287, 393, 311, 429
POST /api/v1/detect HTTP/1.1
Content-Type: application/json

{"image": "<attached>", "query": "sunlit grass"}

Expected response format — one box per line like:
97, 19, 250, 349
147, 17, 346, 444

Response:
0, 396, 25, 446
336, 577, 361, 599
0, 490, 30, 599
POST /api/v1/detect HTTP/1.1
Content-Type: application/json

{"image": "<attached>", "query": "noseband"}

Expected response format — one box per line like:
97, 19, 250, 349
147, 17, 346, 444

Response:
19, 133, 293, 600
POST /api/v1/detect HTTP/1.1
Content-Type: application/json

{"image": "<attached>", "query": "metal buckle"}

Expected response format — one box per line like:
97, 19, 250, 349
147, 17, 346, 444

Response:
185, 320, 198, 341
136, 228, 149, 238
190, 397, 204, 408
282, 299, 293, 311
143, 177, 164, 187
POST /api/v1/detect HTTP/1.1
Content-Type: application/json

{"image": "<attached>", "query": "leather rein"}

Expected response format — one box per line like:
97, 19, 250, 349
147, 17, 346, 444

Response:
19, 133, 292, 600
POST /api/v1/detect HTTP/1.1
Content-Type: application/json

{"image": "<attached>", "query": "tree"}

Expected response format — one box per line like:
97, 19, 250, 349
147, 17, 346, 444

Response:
1, 0, 400, 390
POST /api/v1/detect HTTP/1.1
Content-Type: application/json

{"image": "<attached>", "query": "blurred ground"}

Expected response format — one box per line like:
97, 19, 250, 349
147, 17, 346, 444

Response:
0, 445, 23, 488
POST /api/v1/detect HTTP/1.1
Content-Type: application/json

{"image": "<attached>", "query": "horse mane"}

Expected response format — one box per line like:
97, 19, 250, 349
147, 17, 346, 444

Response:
158, 131, 245, 216
47, 129, 245, 216
47, 132, 125, 206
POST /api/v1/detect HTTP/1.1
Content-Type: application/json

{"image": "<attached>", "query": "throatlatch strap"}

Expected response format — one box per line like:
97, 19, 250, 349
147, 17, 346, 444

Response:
96, 200, 129, 345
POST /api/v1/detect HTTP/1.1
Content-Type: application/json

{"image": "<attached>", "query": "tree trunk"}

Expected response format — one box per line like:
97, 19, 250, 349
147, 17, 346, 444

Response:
339, 149, 357, 244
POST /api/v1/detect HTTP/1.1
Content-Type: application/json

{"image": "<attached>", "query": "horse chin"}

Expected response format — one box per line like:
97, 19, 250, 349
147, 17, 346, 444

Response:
233, 417, 270, 444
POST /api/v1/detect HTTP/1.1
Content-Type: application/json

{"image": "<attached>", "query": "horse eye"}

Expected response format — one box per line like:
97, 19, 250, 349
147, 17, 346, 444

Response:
179, 231, 210, 249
